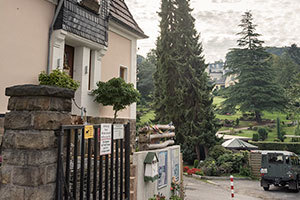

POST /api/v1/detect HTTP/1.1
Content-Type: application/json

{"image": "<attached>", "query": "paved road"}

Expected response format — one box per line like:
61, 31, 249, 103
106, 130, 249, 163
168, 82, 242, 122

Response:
184, 176, 300, 200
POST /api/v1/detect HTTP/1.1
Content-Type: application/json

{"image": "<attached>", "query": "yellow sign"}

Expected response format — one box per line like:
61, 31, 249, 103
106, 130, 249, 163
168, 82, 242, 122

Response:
84, 125, 94, 139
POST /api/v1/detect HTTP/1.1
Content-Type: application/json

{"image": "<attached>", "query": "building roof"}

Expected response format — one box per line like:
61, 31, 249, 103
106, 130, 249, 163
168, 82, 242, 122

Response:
222, 138, 258, 150
110, 0, 148, 38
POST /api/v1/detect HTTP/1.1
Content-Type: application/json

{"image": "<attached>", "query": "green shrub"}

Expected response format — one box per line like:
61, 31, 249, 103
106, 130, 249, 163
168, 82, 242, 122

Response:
218, 162, 233, 174
182, 142, 197, 164
258, 128, 268, 141
208, 145, 231, 160
38, 69, 79, 91
202, 159, 219, 176
248, 125, 253, 130
252, 126, 258, 131
291, 138, 300, 142
217, 153, 245, 173
252, 133, 259, 141
194, 159, 199, 168
195, 170, 204, 176
239, 166, 251, 176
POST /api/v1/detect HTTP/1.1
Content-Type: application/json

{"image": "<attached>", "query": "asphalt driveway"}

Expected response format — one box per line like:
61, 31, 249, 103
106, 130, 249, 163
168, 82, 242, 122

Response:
184, 176, 300, 200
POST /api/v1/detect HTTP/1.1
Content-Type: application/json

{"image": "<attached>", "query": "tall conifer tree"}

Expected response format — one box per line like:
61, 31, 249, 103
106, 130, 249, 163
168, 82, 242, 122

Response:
224, 11, 286, 123
174, 0, 219, 159
154, 0, 178, 123
154, 0, 219, 159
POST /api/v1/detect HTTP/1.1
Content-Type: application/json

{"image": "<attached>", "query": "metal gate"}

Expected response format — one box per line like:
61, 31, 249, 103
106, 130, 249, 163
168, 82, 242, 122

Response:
56, 123, 131, 200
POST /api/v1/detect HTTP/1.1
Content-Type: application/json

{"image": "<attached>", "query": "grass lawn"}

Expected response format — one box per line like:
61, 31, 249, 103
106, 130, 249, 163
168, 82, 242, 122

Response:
235, 126, 297, 142
213, 96, 291, 123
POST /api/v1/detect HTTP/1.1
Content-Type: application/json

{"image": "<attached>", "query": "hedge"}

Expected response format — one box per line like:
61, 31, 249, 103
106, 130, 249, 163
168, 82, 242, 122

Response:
249, 141, 300, 154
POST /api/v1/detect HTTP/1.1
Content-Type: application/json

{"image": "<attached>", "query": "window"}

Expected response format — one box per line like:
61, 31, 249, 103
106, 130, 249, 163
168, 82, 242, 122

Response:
285, 156, 290, 164
120, 66, 128, 82
268, 154, 284, 164
291, 156, 299, 165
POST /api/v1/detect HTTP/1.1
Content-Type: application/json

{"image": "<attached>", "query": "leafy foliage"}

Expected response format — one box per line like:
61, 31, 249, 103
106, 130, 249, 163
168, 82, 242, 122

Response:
38, 69, 79, 91
137, 51, 156, 105
208, 145, 231, 160
92, 78, 140, 122
223, 11, 286, 123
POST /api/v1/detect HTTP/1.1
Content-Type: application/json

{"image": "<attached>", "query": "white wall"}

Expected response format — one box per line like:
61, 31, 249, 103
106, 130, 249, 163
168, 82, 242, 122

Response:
133, 145, 181, 200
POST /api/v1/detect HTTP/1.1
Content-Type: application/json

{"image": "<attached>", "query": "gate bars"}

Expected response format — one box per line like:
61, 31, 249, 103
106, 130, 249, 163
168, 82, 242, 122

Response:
56, 123, 131, 200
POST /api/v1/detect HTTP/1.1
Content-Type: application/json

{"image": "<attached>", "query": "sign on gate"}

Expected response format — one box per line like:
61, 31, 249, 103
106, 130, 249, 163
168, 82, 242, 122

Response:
113, 124, 124, 140
84, 125, 94, 139
100, 124, 112, 155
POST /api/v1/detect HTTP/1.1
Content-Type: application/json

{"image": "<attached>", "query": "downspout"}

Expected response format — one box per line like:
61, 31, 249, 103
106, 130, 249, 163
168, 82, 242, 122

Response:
47, 0, 65, 75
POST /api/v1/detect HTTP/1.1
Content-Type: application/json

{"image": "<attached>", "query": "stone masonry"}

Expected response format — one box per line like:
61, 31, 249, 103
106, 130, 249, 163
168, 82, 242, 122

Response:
0, 85, 74, 200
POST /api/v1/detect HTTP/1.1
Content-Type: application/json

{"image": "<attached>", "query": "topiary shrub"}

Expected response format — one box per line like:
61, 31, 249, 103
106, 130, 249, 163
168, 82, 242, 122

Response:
194, 159, 199, 168
258, 128, 268, 141
252, 133, 259, 141
39, 69, 80, 91
92, 78, 140, 122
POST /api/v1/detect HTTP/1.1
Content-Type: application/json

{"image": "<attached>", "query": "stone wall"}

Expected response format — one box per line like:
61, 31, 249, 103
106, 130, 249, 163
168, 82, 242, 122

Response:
0, 116, 4, 145
0, 85, 74, 200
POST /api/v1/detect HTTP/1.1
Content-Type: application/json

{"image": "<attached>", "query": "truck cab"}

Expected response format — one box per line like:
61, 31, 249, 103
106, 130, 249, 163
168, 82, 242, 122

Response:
260, 151, 300, 192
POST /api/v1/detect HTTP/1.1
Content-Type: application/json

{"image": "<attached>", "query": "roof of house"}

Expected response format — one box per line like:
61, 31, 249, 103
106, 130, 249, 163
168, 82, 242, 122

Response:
110, 0, 148, 38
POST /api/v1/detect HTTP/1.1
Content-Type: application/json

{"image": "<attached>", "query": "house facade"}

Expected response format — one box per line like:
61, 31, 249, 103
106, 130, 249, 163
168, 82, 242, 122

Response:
0, 0, 147, 121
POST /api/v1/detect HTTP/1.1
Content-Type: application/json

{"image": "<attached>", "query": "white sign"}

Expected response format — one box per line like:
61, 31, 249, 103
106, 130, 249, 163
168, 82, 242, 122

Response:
171, 148, 180, 181
113, 124, 124, 140
100, 124, 112, 155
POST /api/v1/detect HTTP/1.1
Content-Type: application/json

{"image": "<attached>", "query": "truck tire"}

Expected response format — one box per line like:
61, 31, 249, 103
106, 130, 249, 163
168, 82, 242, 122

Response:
263, 185, 269, 191
295, 178, 299, 193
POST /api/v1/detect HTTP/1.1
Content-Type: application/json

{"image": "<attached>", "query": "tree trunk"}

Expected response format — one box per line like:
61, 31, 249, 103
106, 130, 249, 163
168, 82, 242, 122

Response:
255, 111, 262, 123
204, 146, 209, 159
113, 110, 118, 124
195, 145, 201, 161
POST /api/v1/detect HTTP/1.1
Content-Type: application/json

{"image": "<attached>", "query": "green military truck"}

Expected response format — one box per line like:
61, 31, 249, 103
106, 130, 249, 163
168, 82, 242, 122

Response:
260, 151, 300, 192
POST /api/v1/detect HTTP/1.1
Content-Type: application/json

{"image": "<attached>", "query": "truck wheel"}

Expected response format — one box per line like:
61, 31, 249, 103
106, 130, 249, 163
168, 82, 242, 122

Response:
263, 185, 269, 191
295, 178, 299, 193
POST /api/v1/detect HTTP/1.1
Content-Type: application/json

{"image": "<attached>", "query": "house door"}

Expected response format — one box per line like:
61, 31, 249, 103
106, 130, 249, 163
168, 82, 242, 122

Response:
64, 45, 75, 78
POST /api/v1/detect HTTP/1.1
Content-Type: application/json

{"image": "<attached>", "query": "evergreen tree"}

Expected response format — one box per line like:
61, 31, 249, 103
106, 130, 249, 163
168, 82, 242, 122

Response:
223, 11, 286, 123
137, 51, 156, 105
154, 0, 219, 159
153, 0, 178, 124
287, 44, 300, 66
174, 0, 219, 159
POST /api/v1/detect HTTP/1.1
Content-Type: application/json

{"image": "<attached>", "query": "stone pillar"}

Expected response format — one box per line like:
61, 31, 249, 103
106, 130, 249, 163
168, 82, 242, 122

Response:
0, 84, 74, 200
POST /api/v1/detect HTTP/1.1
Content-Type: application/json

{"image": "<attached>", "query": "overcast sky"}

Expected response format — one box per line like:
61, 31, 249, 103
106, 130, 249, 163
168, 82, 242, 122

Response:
126, 0, 300, 63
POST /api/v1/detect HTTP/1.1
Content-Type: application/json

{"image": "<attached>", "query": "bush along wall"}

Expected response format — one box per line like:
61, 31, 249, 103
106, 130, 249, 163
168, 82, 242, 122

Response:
249, 141, 300, 154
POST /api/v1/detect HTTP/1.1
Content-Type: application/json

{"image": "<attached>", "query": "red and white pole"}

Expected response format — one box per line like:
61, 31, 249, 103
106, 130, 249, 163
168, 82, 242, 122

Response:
230, 175, 234, 199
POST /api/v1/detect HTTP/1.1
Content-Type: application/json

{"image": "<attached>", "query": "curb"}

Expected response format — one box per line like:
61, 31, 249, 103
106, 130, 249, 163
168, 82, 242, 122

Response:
186, 174, 252, 180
